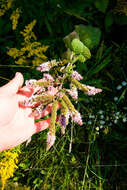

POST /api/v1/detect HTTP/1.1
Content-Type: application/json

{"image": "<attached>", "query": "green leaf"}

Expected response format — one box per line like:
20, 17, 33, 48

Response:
117, 87, 127, 104
19, 162, 29, 170
71, 38, 91, 60
114, 15, 127, 25
94, 0, 109, 13
105, 12, 114, 30
40, 170, 46, 175
63, 31, 79, 49
75, 25, 101, 49
85, 46, 112, 78
86, 55, 111, 77
44, 18, 53, 35
78, 54, 86, 62
71, 39, 84, 54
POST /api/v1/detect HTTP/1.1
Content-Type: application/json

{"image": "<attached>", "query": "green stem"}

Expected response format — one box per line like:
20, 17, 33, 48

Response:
0, 65, 34, 68
71, 57, 79, 64
0, 76, 10, 81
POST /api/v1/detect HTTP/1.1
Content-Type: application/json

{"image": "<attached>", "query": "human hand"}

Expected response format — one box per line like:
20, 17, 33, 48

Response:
0, 73, 53, 152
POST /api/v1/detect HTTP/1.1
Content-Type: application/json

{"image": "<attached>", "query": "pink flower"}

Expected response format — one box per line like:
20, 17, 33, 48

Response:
46, 86, 58, 96
59, 115, 66, 127
35, 105, 44, 114
71, 111, 83, 125
59, 111, 70, 127
46, 132, 56, 151
65, 111, 70, 125
25, 79, 37, 87
66, 86, 78, 100
59, 111, 70, 134
86, 85, 102, 96
43, 73, 54, 82
23, 95, 36, 107
36, 62, 51, 72
56, 92, 63, 98
25, 79, 43, 94
37, 60, 56, 72
72, 71, 83, 81
61, 125, 66, 135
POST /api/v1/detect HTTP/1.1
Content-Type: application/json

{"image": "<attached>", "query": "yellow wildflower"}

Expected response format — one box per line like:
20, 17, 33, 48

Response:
7, 20, 48, 66
114, 0, 127, 16
7, 48, 24, 59
0, 0, 13, 17
32, 57, 46, 66
6, 0, 13, 9
15, 56, 27, 65
20, 20, 37, 42
0, 148, 20, 190
10, 8, 21, 30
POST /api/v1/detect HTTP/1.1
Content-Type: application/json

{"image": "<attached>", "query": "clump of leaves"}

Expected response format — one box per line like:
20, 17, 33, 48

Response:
64, 24, 101, 50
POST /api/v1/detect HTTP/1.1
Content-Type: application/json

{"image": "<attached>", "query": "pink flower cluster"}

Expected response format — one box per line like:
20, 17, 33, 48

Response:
66, 87, 78, 100
86, 85, 102, 96
59, 110, 70, 127
72, 71, 83, 81
71, 111, 83, 126
36, 60, 56, 72
43, 74, 54, 82
59, 108, 82, 133
46, 132, 56, 151
66, 83, 78, 100
36, 61, 51, 72
25, 79, 37, 87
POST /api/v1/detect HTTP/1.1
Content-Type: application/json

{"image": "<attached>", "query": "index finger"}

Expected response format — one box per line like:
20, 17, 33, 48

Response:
17, 86, 34, 97
33, 102, 61, 120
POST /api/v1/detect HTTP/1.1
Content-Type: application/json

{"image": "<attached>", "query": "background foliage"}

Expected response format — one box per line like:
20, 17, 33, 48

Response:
0, 0, 127, 189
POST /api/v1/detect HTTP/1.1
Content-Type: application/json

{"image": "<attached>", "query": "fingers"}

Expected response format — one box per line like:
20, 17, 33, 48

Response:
17, 86, 34, 97
17, 94, 27, 103
34, 102, 61, 120
35, 118, 50, 133
24, 107, 33, 116
0, 72, 24, 94
34, 104, 52, 120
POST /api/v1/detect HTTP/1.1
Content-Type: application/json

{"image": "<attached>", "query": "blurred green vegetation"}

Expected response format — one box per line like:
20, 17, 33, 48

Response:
0, 0, 127, 189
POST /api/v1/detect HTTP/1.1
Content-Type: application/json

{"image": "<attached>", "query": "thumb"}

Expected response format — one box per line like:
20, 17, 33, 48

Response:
1, 72, 24, 94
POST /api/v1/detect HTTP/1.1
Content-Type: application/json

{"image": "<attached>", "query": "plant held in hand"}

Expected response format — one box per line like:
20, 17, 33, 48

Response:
22, 39, 102, 151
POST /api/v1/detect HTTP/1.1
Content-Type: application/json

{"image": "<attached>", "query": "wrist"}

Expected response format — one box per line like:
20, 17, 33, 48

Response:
0, 127, 10, 152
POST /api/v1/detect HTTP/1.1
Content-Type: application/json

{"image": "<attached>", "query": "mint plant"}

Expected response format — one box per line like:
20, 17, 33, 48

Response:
22, 38, 102, 151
